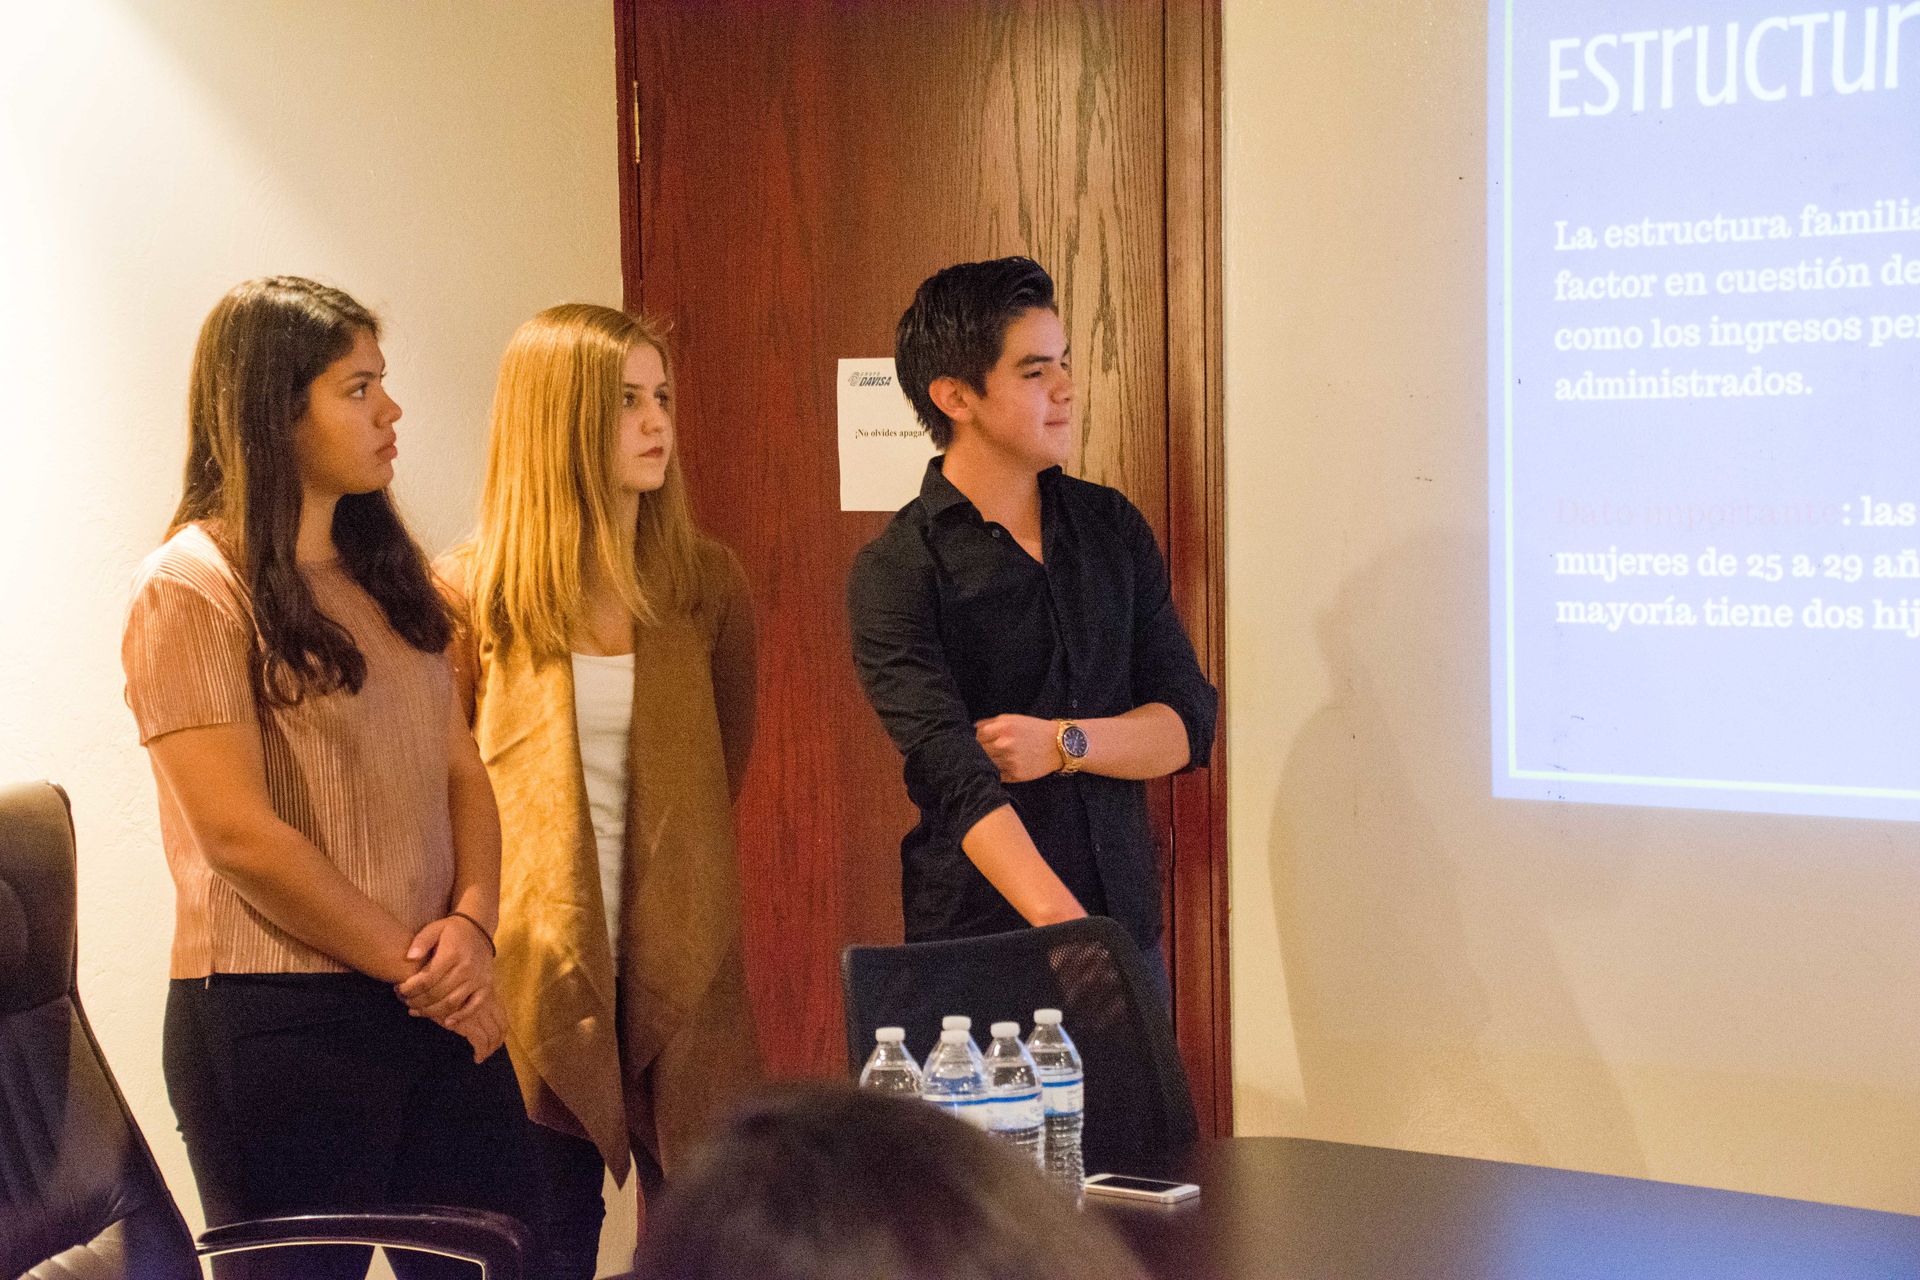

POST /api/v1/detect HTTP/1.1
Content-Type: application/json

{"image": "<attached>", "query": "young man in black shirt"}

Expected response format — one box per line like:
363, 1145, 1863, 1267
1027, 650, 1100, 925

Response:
847, 257, 1217, 1001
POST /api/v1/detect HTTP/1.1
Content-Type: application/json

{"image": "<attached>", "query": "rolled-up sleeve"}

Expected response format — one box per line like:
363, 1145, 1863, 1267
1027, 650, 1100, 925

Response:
1119, 498, 1218, 772
848, 537, 1010, 842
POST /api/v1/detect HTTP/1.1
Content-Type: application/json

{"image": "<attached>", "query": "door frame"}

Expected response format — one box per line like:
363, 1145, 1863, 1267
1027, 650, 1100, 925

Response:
1161, 0, 1230, 1139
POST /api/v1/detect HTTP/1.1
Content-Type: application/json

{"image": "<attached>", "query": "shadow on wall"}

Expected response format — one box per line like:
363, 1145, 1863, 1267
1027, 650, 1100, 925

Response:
1264, 527, 1648, 1177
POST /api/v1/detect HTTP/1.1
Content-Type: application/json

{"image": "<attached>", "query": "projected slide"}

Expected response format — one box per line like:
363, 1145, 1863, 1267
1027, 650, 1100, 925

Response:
1489, 3, 1920, 819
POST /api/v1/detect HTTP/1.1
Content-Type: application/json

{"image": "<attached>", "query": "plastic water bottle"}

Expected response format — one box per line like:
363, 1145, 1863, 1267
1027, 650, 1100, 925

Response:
984, 1021, 1045, 1170
942, 1014, 987, 1075
1027, 1008, 1085, 1200
921, 1027, 993, 1130
858, 1026, 923, 1096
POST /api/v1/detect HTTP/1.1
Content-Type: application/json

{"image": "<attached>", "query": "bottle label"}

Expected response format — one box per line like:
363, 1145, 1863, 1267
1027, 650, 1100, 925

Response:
929, 1094, 997, 1131
989, 1088, 1043, 1132
1041, 1072, 1084, 1116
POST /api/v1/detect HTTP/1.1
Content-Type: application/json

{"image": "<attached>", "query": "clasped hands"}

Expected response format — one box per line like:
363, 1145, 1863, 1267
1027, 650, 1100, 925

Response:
394, 914, 504, 1063
974, 713, 1065, 783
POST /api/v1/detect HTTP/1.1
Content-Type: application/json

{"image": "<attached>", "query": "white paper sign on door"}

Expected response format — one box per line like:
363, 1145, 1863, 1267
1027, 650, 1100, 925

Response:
837, 357, 935, 512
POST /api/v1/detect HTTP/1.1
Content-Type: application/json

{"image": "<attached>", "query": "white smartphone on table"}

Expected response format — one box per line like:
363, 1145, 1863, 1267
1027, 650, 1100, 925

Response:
1082, 1173, 1201, 1204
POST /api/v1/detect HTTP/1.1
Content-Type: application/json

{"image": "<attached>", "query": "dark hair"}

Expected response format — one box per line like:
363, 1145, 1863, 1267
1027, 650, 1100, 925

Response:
895, 256, 1057, 449
173, 276, 450, 704
635, 1082, 1149, 1280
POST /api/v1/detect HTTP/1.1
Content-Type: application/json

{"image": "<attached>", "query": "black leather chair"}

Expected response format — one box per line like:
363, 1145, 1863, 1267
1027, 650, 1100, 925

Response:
0, 780, 532, 1279
840, 916, 1198, 1177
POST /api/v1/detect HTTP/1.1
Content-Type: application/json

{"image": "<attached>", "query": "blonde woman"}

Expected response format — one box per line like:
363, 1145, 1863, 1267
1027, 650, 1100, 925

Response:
439, 305, 759, 1278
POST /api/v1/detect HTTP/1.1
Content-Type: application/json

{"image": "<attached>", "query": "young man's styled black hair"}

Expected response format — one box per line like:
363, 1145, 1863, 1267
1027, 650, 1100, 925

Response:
894, 256, 1057, 450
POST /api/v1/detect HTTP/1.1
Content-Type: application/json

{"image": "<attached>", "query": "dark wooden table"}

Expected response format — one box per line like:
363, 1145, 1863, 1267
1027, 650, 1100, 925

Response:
1092, 1137, 1920, 1279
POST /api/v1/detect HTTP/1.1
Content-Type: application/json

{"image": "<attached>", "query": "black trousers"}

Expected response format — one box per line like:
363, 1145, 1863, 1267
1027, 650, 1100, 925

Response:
530, 1119, 664, 1280
165, 974, 537, 1280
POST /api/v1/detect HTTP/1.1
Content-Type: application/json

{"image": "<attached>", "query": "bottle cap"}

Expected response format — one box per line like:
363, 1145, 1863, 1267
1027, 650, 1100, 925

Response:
990, 1021, 1020, 1039
942, 1015, 971, 1030
875, 1026, 905, 1043
940, 1028, 969, 1044
1033, 1008, 1062, 1025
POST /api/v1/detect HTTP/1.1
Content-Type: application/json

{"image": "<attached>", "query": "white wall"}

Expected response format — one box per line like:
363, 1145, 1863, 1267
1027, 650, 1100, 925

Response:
0, 0, 625, 1262
1223, 0, 1920, 1215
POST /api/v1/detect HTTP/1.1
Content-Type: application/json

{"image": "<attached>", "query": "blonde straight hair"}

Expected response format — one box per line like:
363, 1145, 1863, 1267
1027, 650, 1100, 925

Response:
468, 304, 701, 659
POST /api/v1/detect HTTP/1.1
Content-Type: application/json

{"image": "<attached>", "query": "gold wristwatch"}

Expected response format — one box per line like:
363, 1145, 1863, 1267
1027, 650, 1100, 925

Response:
1055, 719, 1088, 774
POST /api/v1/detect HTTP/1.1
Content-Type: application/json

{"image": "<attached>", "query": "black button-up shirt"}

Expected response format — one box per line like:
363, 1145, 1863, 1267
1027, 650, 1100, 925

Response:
848, 457, 1218, 951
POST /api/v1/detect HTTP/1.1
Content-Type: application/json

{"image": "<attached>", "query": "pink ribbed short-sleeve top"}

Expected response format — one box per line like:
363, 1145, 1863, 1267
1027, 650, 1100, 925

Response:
122, 523, 455, 977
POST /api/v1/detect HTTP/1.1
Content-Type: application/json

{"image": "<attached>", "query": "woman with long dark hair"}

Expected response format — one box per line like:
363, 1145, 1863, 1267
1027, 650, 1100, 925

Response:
123, 276, 533, 1277
438, 304, 759, 1277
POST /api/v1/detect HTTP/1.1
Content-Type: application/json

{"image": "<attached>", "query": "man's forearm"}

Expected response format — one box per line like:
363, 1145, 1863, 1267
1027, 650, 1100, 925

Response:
959, 804, 1087, 926
1076, 702, 1190, 779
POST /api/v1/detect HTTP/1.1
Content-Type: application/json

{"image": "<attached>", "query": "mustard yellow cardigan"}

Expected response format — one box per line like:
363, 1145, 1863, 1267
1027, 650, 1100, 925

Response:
440, 540, 760, 1182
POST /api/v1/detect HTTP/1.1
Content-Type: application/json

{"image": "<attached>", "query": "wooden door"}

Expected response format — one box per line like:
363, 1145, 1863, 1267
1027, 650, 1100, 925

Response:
616, 0, 1228, 1133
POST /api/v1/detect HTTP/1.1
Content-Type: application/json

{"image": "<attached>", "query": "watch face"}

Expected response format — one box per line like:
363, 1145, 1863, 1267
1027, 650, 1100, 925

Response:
1062, 724, 1089, 758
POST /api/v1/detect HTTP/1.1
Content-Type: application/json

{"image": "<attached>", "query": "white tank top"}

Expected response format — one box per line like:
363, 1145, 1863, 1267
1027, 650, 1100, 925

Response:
571, 652, 635, 952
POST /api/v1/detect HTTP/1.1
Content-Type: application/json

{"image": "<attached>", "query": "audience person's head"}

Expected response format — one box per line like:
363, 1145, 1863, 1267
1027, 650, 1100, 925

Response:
635, 1082, 1149, 1280
894, 255, 1058, 449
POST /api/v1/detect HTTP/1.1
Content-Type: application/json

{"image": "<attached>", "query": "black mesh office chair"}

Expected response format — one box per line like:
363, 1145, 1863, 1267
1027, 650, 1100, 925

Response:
840, 916, 1198, 1177
0, 780, 532, 1279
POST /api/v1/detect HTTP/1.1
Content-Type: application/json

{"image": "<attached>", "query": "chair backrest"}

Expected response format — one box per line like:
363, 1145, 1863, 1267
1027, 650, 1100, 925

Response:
840, 917, 1197, 1176
0, 780, 198, 1280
